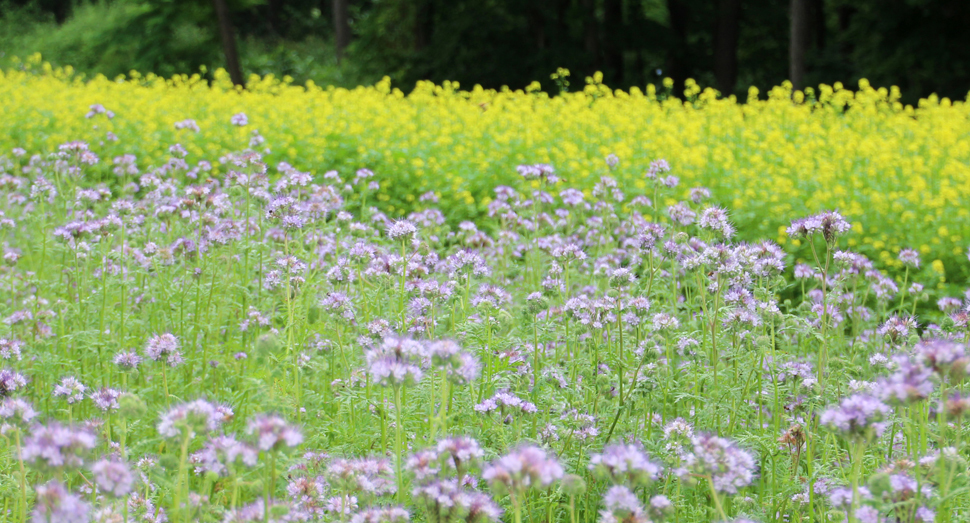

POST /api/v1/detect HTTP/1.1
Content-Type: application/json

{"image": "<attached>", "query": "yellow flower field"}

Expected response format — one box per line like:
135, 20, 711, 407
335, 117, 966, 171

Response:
2, 56, 969, 285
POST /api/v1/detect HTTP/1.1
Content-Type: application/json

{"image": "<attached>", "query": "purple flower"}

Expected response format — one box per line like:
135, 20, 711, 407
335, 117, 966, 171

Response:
350, 506, 410, 523
52, 377, 86, 404
482, 445, 564, 495
365, 335, 427, 387
0, 368, 27, 396
786, 211, 851, 243
589, 443, 662, 487
429, 340, 481, 386
90, 387, 121, 412
143, 333, 183, 366
247, 414, 303, 451
0, 338, 23, 360
113, 351, 142, 370
231, 113, 249, 126
698, 206, 735, 238
31, 481, 90, 523
22, 422, 97, 470
820, 394, 891, 439
157, 399, 225, 439
190, 434, 258, 476
91, 458, 134, 497
599, 485, 643, 520
387, 220, 418, 240
682, 433, 757, 494
0, 397, 37, 433
326, 457, 397, 496
877, 356, 934, 405
914, 338, 970, 380
899, 248, 921, 268
411, 479, 501, 523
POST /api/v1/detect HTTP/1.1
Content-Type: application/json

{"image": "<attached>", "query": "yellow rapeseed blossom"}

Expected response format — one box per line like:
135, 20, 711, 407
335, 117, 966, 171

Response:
2, 57, 970, 274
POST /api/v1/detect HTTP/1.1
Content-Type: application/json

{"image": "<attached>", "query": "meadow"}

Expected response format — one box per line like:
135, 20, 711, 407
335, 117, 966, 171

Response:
0, 60, 970, 523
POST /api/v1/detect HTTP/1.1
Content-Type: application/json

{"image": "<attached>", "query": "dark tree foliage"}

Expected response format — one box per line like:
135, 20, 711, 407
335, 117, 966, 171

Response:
10, 0, 970, 102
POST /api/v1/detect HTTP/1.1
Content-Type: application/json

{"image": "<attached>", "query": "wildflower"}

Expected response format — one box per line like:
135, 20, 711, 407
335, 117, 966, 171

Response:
326, 457, 397, 496
190, 434, 258, 476
52, 377, 86, 404
31, 481, 90, 523
247, 414, 303, 451
22, 422, 97, 470
430, 341, 481, 386
90, 387, 121, 412
820, 394, 891, 440
876, 356, 934, 405
698, 206, 735, 238
588, 443, 662, 487
914, 338, 970, 380
0, 338, 23, 360
365, 335, 427, 387
0, 397, 37, 433
682, 433, 757, 494
91, 458, 134, 497
113, 351, 141, 370
899, 248, 921, 268
143, 333, 183, 367
0, 368, 27, 396
387, 220, 418, 240
599, 485, 643, 521
157, 399, 225, 439
231, 113, 249, 126
482, 445, 563, 495
787, 210, 851, 243
349, 506, 410, 523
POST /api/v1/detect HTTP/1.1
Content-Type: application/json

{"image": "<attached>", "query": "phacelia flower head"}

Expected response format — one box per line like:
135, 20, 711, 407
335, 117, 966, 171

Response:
387, 220, 418, 241
52, 376, 86, 404
914, 338, 970, 381
0, 368, 27, 397
247, 413, 304, 452
482, 445, 564, 495
157, 399, 225, 439
899, 248, 921, 269
365, 335, 427, 387
190, 434, 258, 476
682, 433, 757, 494
787, 211, 851, 243
91, 458, 134, 497
22, 422, 97, 470
589, 443, 662, 487
32, 481, 90, 523
820, 393, 891, 440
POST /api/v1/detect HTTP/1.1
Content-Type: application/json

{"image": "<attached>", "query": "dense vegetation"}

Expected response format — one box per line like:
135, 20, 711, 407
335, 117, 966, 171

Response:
1, 63, 970, 522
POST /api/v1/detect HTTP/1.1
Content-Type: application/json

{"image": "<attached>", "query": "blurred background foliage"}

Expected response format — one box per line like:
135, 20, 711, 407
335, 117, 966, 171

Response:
0, 0, 968, 103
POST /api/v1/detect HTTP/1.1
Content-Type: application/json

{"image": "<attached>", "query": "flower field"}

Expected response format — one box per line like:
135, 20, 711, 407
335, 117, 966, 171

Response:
1, 59, 970, 523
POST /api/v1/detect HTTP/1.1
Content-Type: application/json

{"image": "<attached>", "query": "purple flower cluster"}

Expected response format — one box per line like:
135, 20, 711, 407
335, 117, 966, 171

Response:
588, 443, 663, 487
820, 393, 891, 440
682, 433, 757, 494
482, 445, 563, 495
365, 335, 427, 387
786, 210, 851, 243
22, 422, 97, 470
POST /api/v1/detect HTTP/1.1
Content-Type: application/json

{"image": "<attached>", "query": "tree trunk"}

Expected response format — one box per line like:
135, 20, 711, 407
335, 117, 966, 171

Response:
414, 0, 435, 52
333, 0, 351, 63
582, 0, 600, 71
212, 0, 244, 86
713, 0, 741, 96
790, 0, 810, 90
665, 0, 691, 95
603, 0, 624, 84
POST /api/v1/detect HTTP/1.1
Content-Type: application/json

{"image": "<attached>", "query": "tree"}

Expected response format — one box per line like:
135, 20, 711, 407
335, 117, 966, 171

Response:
789, 0, 809, 90
713, 0, 741, 95
212, 0, 244, 86
333, 0, 351, 63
